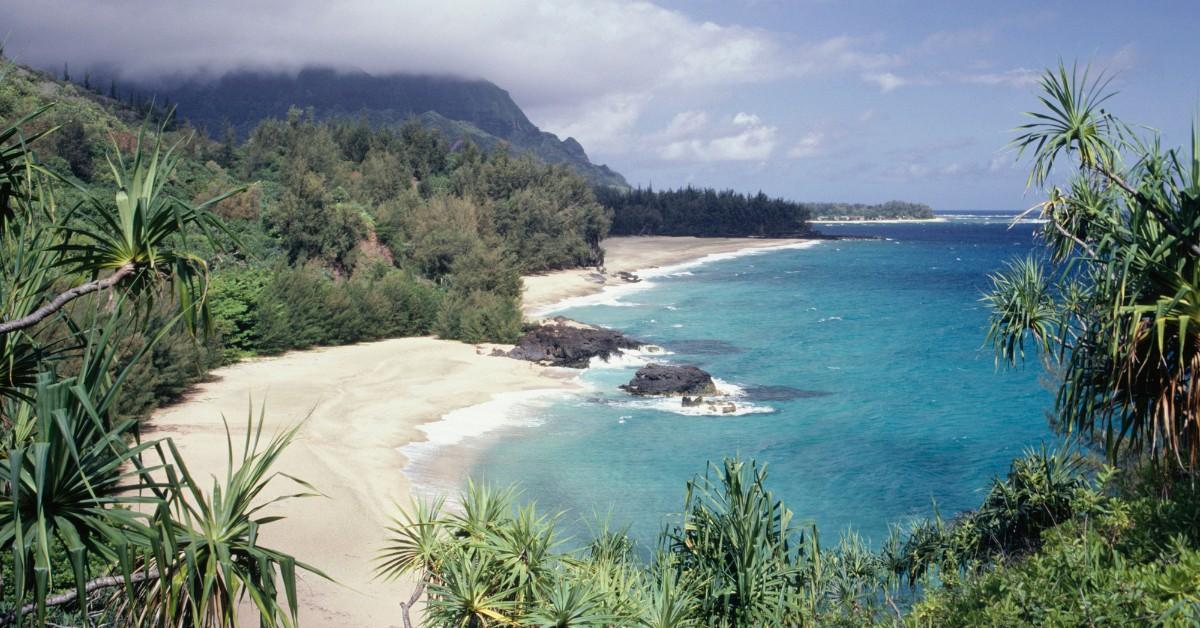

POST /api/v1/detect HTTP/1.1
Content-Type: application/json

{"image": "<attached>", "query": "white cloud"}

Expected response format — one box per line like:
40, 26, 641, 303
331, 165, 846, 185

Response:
863, 72, 908, 92
4, 1, 788, 112
787, 132, 825, 159
661, 111, 710, 139
659, 113, 777, 162
960, 68, 1041, 88
5, 1, 910, 159
535, 93, 651, 153
1099, 42, 1138, 75
732, 112, 762, 126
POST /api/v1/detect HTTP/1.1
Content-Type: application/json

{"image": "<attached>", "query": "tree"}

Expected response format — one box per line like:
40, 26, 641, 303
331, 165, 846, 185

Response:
218, 120, 238, 168
985, 63, 1200, 468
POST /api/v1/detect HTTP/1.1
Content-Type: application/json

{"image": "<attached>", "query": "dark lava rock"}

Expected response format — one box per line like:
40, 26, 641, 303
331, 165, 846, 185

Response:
620, 363, 718, 396
508, 318, 642, 368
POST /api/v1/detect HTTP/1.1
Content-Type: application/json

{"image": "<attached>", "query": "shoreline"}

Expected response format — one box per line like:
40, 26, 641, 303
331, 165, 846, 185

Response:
812, 217, 946, 224
147, 338, 582, 626
146, 235, 818, 626
522, 236, 817, 317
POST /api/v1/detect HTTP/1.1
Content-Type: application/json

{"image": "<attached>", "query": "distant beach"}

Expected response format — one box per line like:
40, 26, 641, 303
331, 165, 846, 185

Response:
147, 235, 814, 627
523, 236, 814, 316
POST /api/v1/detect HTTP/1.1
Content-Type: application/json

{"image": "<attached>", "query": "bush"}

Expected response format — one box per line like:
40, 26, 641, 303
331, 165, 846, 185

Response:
209, 267, 269, 361
434, 244, 523, 343
255, 263, 334, 353
437, 291, 523, 344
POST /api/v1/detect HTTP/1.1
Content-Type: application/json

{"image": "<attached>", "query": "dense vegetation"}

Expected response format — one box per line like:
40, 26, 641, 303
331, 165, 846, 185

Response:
597, 186, 814, 237
808, 200, 935, 221
0, 59, 611, 419
597, 187, 933, 236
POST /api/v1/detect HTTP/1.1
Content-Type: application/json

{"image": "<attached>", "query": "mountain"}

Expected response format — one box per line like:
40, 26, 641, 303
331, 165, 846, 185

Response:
145, 67, 628, 188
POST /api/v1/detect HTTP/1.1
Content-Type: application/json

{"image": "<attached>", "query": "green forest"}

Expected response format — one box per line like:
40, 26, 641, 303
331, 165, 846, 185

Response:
3, 50, 1200, 627
598, 186, 814, 236
808, 200, 935, 220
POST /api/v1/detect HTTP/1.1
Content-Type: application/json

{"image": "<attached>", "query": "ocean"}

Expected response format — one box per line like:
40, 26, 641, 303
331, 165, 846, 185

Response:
411, 212, 1057, 547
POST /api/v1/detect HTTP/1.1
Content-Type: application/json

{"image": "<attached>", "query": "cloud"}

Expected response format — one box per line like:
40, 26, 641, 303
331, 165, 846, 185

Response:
3, 1, 908, 157
1099, 43, 1138, 75
2, 1, 787, 112
787, 132, 824, 158
863, 72, 909, 92
535, 93, 651, 153
662, 111, 710, 139
659, 113, 777, 162
907, 27, 994, 57
733, 112, 763, 126
959, 67, 1041, 88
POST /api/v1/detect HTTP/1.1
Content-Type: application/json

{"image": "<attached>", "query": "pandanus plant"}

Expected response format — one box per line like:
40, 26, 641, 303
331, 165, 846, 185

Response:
987, 63, 1200, 469
1, 105, 320, 626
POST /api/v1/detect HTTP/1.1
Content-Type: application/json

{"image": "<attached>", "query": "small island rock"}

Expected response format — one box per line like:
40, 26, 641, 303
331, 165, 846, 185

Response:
620, 364, 718, 396
507, 318, 642, 368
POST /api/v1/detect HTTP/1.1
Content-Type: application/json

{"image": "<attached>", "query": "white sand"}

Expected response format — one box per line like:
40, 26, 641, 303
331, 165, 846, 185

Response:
148, 235, 814, 626
522, 236, 812, 316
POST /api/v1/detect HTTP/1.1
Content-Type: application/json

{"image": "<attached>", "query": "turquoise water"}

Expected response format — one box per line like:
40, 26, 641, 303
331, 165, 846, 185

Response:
470, 214, 1055, 545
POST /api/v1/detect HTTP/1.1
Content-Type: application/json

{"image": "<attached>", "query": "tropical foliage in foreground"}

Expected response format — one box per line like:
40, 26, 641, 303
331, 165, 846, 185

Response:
986, 63, 1200, 468
1, 104, 318, 625
379, 449, 1200, 626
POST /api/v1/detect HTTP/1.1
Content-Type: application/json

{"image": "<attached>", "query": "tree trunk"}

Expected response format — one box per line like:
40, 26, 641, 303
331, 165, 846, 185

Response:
0, 262, 136, 336
0, 569, 158, 626
398, 575, 428, 628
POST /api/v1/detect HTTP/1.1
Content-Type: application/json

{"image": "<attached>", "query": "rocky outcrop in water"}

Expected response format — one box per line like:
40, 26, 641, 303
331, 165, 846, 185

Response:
620, 364, 718, 396
507, 318, 643, 368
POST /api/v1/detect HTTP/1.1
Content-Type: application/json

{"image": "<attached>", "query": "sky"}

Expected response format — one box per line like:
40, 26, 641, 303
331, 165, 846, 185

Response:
4, 1, 1198, 209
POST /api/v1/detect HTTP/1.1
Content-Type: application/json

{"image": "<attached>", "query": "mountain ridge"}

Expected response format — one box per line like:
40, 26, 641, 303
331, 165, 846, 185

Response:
140, 67, 629, 188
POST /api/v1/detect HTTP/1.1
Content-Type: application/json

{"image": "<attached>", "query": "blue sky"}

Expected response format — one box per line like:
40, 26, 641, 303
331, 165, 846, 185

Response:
6, 1, 1198, 209
594, 0, 1200, 209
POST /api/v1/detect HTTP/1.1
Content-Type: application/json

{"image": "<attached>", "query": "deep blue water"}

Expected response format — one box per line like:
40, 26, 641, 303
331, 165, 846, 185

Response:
469, 214, 1055, 546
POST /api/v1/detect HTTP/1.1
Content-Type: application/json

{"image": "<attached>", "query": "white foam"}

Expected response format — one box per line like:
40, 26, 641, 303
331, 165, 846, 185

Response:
711, 377, 745, 397
533, 240, 821, 316
609, 377, 773, 417
636, 240, 821, 280
614, 396, 774, 417
586, 346, 673, 369
532, 279, 653, 315
400, 389, 571, 469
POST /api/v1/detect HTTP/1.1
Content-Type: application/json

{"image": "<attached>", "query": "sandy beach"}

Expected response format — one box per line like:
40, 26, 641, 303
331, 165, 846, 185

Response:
522, 236, 812, 316
147, 235, 812, 626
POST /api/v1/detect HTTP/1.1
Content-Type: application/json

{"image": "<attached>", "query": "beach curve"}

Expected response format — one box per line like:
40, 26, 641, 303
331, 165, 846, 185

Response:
146, 235, 815, 626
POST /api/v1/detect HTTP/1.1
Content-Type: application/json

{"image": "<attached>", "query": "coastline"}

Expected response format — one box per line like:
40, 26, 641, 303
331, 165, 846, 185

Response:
523, 236, 816, 316
146, 235, 816, 626
812, 217, 947, 224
